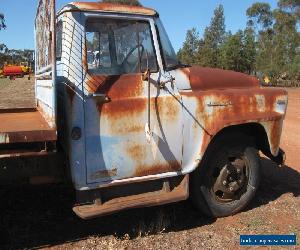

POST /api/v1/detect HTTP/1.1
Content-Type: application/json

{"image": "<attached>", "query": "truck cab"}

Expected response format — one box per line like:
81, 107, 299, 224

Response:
0, 1, 287, 219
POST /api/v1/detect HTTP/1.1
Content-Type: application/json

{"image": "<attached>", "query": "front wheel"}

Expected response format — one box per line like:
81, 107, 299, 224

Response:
191, 133, 261, 218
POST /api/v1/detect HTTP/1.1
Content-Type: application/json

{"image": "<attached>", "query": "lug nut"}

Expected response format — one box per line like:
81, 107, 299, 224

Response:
229, 187, 234, 192
237, 169, 241, 174
227, 170, 230, 174
223, 180, 227, 185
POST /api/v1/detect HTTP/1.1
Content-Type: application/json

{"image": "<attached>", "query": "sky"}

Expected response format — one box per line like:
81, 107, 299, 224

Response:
0, 0, 278, 52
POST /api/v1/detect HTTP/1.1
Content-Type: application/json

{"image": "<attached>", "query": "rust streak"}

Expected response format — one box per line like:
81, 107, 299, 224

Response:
135, 161, 181, 177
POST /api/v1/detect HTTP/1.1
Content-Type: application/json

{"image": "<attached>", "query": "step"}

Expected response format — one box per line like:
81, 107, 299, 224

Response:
73, 175, 189, 219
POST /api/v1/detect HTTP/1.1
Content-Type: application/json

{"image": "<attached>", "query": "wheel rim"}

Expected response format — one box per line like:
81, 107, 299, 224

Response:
209, 152, 249, 203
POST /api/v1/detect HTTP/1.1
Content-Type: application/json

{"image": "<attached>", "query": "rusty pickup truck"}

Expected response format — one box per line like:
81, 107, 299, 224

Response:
0, 1, 288, 219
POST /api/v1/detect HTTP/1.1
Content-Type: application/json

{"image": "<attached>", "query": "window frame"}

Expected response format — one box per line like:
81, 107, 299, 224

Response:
56, 20, 63, 61
84, 16, 159, 76
154, 19, 179, 72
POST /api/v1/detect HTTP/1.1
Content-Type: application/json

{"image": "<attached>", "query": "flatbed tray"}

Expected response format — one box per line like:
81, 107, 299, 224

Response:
0, 108, 56, 144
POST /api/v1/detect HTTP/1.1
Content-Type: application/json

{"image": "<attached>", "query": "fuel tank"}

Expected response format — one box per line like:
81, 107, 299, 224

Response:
3, 66, 24, 76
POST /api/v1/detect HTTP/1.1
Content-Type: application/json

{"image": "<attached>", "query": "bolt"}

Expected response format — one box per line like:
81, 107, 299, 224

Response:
237, 169, 241, 174
226, 170, 230, 174
229, 187, 234, 192
229, 177, 233, 181
223, 180, 227, 186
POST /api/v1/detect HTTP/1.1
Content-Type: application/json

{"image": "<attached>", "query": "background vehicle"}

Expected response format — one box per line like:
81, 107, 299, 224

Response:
0, 0, 287, 219
2, 62, 32, 80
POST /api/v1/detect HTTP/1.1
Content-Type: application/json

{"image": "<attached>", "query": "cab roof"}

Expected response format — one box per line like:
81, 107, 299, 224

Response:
58, 2, 158, 16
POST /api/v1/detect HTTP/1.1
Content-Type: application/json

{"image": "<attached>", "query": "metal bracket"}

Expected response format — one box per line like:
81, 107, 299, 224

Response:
159, 76, 175, 89
88, 93, 111, 103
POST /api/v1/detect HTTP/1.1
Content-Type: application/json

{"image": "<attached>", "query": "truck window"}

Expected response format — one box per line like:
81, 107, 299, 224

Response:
85, 18, 158, 75
155, 19, 179, 70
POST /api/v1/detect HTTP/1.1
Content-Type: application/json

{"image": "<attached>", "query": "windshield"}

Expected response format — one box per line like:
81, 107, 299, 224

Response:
86, 18, 158, 75
155, 18, 179, 70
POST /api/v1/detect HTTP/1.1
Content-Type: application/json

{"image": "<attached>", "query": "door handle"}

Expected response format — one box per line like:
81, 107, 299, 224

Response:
88, 93, 111, 103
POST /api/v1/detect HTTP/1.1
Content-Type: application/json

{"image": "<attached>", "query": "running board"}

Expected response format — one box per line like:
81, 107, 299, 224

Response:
73, 175, 189, 220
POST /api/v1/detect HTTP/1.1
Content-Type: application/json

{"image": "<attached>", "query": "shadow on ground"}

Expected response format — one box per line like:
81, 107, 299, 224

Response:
0, 158, 299, 249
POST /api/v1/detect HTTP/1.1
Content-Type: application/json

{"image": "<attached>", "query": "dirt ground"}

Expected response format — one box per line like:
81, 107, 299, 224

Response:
0, 78, 299, 250
0, 77, 35, 109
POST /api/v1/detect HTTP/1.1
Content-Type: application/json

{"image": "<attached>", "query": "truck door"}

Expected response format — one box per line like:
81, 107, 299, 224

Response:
83, 17, 183, 184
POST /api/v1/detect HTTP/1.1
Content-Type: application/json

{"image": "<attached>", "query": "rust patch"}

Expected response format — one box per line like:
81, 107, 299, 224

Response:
182, 86, 288, 159
108, 123, 144, 135
67, 2, 157, 16
269, 119, 283, 154
82, 42, 88, 72
90, 74, 146, 127
86, 74, 143, 98
90, 168, 118, 180
127, 144, 147, 162
155, 96, 180, 121
99, 98, 147, 120
135, 161, 181, 177
185, 66, 259, 91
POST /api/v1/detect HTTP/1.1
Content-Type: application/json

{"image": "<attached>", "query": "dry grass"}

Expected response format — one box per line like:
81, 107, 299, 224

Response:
0, 77, 10, 89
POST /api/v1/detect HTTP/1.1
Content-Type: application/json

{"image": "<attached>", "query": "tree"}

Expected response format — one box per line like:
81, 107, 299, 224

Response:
220, 31, 244, 72
247, 1, 299, 79
242, 28, 256, 74
290, 53, 300, 78
273, 10, 299, 73
246, 2, 273, 31
219, 27, 257, 74
275, 1, 300, 81
247, 3, 275, 77
278, 0, 300, 20
198, 5, 225, 67
0, 13, 6, 30
0, 45, 34, 68
101, 0, 142, 6
177, 28, 200, 65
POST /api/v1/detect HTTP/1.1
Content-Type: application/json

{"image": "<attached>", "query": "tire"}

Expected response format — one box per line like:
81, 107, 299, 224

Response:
191, 132, 261, 218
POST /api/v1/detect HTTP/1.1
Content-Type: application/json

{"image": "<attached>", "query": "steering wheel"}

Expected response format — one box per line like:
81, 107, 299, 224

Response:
121, 44, 145, 73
